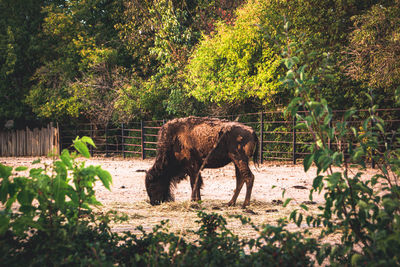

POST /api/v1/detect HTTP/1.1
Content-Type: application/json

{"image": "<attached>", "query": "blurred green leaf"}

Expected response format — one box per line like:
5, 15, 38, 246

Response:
300, 204, 309, 211
17, 189, 34, 206
304, 154, 314, 172
312, 176, 323, 191
15, 166, 28, 171
96, 168, 112, 190
0, 214, 10, 236
73, 140, 90, 158
0, 164, 12, 178
81, 136, 96, 148
60, 149, 73, 169
283, 198, 292, 207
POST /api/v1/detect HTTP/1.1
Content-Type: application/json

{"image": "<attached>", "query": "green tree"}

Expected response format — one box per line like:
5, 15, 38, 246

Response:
345, 2, 400, 108
115, 0, 198, 119
0, 0, 46, 127
26, 0, 127, 123
186, 0, 393, 112
115, 0, 245, 119
186, 0, 282, 108
264, 0, 396, 110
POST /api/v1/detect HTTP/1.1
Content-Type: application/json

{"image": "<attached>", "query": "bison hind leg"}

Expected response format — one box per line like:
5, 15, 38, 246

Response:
242, 171, 254, 208
227, 165, 245, 207
228, 159, 255, 208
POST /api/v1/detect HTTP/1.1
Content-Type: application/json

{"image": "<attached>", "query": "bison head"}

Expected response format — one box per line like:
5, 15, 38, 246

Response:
145, 170, 173, 205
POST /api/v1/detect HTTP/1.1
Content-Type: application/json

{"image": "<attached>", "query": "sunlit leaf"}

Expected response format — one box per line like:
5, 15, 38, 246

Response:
73, 140, 90, 158
81, 136, 96, 148
96, 168, 112, 190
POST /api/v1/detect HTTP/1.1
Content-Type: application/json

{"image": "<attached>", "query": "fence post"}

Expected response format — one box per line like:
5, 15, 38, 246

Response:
105, 124, 108, 157
328, 120, 332, 151
141, 120, 146, 160
259, 112, 264, 164
56, 122, 60, 155
57, 123, 61, 154
371, 120, 376, 169
292, 116, 297, 165
89, 123, 93, 156
370, 88, 375, 169
121, 123, 125, 158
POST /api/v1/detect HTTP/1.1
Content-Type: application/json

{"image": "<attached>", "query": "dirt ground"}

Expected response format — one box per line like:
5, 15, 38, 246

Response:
0, 156, 378, 239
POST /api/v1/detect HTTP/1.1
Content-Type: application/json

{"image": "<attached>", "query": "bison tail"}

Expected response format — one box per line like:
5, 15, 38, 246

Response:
252, 132, 260, 167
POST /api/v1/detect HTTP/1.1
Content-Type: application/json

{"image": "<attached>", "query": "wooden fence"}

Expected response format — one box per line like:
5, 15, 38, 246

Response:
59, 108, 400, 165
0, 123, 60, 156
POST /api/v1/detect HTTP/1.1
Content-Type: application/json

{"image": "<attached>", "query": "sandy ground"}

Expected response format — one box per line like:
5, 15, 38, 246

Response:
0, 156, 378, 238
0, 156, 324, 204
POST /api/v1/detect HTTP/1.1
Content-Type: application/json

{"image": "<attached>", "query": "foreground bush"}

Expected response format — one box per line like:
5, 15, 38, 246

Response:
0, 209, 319, 266
0, 137, 318, 266
281, 19, 400, 265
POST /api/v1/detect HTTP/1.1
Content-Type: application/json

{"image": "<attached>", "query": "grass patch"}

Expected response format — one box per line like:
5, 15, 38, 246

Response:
97, 199, 323, 240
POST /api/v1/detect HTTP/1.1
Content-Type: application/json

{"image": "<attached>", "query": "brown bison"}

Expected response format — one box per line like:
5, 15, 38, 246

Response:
145, 116, 258, 208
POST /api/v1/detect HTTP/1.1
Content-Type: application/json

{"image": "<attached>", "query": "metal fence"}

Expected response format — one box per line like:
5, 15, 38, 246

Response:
60, 120, 165, 159
59, 108, 400, 165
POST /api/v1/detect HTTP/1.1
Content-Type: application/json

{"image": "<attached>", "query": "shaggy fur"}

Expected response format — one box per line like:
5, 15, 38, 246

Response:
145, 116, 258, 207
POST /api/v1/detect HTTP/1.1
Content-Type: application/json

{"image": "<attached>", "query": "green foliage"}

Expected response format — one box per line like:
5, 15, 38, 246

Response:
0, 0, 46, 125
266, 0, 381, 110
345, 2, 400, 108
112, 0, 246, 119
187, 0, 282, 106
25, 0, 128, 123
185, 0, 391, 111
283, 21, 400, 265
2, 0, 397, 124
0, 136, 112, 237
1, 208, 318, 266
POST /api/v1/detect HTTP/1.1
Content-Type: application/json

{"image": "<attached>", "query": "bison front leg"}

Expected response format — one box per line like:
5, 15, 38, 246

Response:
190, 173, 203, 201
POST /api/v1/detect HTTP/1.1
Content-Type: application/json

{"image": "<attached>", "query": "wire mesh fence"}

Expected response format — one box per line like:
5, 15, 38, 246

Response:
59, 108, 400, 165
